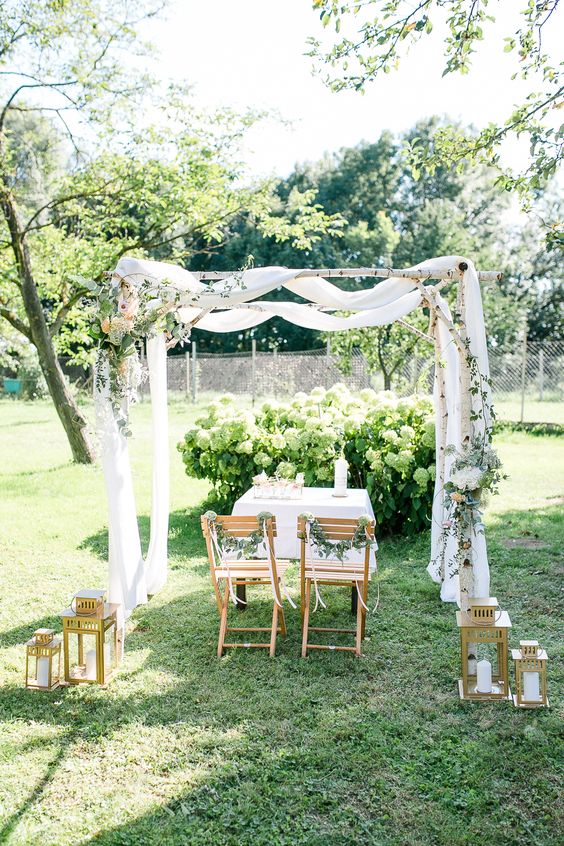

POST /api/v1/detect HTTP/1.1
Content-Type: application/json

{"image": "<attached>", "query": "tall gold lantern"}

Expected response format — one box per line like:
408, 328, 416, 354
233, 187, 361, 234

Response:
25, 629, 61, 691
456, 597, 512, 701
61, 589, 118, 685
512, 640, 549, 708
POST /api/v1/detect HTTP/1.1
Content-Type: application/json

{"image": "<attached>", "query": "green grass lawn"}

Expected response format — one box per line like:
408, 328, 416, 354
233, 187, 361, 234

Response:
0, 398, 562, 846
495, 398, 563, 425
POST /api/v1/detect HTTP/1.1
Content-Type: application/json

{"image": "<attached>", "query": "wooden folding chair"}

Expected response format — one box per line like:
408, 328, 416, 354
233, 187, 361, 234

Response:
298, 515, 375, 657
201, 514, 289, 657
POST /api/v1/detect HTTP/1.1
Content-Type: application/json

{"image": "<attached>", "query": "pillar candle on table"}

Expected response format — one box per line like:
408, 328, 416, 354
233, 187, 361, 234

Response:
476, 659, 492, 693
334, 456, 348, 497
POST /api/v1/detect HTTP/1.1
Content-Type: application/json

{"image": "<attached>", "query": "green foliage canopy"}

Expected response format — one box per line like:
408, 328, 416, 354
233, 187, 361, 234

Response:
308, 0, 563, 240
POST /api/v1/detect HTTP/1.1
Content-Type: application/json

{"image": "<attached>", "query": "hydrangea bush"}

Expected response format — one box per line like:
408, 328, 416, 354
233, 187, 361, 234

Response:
178, 384, 436, 535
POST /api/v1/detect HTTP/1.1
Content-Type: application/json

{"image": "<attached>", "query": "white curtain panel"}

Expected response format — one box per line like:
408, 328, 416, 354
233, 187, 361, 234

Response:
144, 334, 169, 595
94, 362, 148, 628
96, 255, 492, 617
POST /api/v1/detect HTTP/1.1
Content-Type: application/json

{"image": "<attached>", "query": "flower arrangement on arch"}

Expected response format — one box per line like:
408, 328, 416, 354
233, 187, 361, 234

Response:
434, 435, 506, 575
84, 274, 191, 435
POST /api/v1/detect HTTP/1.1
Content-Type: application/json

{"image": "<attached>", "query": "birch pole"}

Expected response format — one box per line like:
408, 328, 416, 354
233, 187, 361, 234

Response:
415, 275, 475, 608
431, 311, 448, 581
456, 277, 475, 612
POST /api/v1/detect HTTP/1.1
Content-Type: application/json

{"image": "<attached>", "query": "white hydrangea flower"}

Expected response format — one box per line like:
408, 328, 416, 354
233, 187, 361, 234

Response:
450, 466, 484, 491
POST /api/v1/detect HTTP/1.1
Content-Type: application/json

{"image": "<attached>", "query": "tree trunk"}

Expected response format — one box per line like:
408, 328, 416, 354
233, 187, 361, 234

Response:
34, 323, 96, 464
1, 190, 96, 464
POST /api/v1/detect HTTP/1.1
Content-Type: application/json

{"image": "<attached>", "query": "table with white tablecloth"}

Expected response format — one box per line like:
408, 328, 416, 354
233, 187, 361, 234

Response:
231, 487, 378, 611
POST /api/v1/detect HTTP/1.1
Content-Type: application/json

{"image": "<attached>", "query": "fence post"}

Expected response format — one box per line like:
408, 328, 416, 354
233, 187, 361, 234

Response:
326, 338, 331, 388
191, 341, 197, 404
251, 338, 257, 405
520, 322, 527, 423
272, 347, 278, 398
185, 351, 190, 400
539, 347, 544, 402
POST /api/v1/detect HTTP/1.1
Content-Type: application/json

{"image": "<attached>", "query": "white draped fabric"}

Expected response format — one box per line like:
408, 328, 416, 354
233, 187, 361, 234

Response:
95, 254, 492, 619
94, 362, 148, 628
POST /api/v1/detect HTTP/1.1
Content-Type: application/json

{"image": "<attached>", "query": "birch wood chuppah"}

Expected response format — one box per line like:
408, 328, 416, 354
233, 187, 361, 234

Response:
93, 255, 502, 639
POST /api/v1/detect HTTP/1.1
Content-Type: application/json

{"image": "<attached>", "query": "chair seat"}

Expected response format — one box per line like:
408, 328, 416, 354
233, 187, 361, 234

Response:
304, 561, 369, 582
215, 560, 291, 579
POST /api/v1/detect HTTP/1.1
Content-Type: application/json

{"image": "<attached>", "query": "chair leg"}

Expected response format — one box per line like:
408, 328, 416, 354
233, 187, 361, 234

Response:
301, 580, 311, 658
355, 588, 363, 657
279, 602, 287, 637
217, 582, 229, 658
361, 579, 369, 639
270, 603, 279, 658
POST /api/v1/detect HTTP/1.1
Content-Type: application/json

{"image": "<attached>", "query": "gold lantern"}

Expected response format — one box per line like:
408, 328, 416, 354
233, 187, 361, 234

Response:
512, 640, 549, 708
456, 597, 512, 701
61, 589, 119, 685
25, 628, 61, 691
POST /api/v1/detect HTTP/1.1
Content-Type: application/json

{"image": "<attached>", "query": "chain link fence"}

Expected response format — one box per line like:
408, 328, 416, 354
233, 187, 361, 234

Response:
137, 339, 563, 423
1, 341, 562, 423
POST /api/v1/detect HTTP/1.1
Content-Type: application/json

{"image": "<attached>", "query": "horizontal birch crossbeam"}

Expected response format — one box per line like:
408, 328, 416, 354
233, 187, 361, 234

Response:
191, 264, 503, 282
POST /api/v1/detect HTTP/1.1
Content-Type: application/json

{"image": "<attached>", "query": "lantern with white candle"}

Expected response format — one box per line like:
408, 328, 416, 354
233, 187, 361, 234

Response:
333, 455, 348, 498
25, 629, 61, 692
512, 640, 549, 708
61, 589, 118, 685
456, 597, 512, 701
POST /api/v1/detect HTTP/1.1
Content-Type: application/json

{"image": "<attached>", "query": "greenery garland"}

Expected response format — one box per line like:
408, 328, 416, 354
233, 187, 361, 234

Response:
299, 512, 375, 563
433, 434, 505, 576
204, 510, 274, 559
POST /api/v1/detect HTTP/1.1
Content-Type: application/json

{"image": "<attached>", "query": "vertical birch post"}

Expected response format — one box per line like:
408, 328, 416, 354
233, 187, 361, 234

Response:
191, 341, 197, 404
251, 338, 257, 406
456, 269, 475, 612
432, 312, 448, 580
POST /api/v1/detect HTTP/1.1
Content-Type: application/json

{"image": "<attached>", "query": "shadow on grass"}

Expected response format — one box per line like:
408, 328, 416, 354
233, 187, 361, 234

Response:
79, 505, 207, 565
0, 417, 51, 429
0, 613, 65, 649
1, 505, 562, 845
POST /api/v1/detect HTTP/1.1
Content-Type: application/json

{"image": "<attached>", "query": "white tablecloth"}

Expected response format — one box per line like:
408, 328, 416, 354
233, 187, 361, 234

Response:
232, 486, 378, 569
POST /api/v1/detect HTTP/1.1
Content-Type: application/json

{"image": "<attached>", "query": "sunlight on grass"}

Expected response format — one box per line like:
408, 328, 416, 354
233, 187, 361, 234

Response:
0, 399, 562, 846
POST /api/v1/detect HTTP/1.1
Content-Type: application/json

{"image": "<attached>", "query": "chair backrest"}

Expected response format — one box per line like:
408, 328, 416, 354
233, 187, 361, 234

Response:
297, 515, 375, 576
201, 514, 281, 606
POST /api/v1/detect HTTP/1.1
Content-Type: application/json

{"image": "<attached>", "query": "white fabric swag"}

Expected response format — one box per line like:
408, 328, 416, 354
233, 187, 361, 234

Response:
94, 255, 492, 622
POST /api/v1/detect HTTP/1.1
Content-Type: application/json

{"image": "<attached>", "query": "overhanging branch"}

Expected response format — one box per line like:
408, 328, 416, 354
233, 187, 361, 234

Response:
0, 304, 31, 340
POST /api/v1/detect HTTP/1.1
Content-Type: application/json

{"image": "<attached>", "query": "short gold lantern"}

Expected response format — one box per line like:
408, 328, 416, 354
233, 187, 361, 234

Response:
73, 588, 106, 616
456, 597, 512, 701
512, 640, 549, 708
61, 589, 118, 685
25, 629, 61, 691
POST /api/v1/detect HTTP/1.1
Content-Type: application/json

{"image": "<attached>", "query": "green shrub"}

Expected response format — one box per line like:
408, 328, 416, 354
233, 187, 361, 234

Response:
177, 384, 436, 535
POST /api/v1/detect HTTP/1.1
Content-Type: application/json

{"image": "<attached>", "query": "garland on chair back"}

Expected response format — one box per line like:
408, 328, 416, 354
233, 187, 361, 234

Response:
203, 511, 274, 559
298, 513, 375, 563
